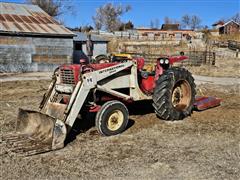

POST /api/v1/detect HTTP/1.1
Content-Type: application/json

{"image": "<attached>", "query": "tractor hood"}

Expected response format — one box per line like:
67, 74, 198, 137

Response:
58, 63, 119, 85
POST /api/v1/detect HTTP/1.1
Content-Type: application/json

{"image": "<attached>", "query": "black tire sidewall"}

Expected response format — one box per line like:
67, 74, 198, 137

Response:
153, 67, 196, 120
96, 101, 129, 136
169, 69, 195, 119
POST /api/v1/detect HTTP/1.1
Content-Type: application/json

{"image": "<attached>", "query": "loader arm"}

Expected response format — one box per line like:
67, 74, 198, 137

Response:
64, 61, 133, 129
2, 61, 133, 156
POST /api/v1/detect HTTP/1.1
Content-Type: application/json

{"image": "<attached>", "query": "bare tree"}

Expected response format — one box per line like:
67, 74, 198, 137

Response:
150, 20, 154, 29
181, 14, 191, 28
81, 25, 94, 32
181, 14, 202, 30
92, 16, 102, 30
164, 16, 172, 24
173, 20, 180, 25
124, 21, 134, 30
150, 18, 160, 29
118, 21, 134, 31
155, 18, 160, 29
92, 3, 131, 32
27, 0, 74, 18
218, 13, 240, 25
232, 13, 240, 23
203, 25, 208, 29
191, 15, 201, 30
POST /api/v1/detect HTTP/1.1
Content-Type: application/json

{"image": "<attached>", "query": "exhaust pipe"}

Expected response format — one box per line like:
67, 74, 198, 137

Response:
2, 109, 67, 156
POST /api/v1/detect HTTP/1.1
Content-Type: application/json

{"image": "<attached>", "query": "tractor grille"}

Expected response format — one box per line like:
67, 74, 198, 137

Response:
60, 69, 75, 84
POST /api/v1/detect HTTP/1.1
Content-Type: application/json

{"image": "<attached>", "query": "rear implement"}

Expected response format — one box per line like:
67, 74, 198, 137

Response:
194, 96, 222, 111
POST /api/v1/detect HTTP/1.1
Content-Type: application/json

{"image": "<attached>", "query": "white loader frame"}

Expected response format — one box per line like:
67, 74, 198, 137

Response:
40, 60, 151, 131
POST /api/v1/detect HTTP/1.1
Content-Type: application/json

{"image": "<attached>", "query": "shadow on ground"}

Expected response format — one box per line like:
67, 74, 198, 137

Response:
65, 100, 154, 144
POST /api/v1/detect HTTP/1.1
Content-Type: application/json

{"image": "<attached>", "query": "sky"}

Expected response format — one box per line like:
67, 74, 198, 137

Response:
1, 0, 240, 28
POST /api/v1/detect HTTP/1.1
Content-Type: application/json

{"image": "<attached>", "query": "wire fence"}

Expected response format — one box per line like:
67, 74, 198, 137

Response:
209, 40, 240, 50
125, 51, 216, 66
228, 40, 240, 50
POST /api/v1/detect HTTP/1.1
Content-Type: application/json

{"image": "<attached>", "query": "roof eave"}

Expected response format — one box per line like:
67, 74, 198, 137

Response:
73, 39, 109, 42
223, 20, 240, 27
0, 31, 75, 37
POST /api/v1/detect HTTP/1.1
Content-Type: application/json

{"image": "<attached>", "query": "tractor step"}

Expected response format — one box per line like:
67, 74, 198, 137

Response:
194, 96, 222, 111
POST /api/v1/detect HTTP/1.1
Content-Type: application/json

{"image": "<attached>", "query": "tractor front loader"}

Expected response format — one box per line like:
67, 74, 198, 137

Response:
2, 56, 221, 156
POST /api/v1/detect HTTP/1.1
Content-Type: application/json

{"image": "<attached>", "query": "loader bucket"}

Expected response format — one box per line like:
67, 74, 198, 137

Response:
2, 108, 67, 156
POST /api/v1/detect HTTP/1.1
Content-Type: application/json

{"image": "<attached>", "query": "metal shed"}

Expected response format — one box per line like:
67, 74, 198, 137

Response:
73, 32, 109, 63
0, 2, 75, 72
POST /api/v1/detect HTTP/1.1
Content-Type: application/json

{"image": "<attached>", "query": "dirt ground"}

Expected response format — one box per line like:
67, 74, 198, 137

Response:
186, 57, 240, 78
0, 80, 240, 179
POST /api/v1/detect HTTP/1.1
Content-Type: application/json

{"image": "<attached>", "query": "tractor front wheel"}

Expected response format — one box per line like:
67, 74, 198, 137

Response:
95, 100, 129, 136
153, 67, 196, 120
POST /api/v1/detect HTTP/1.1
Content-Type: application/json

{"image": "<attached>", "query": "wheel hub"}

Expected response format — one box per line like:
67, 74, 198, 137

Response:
172, 80, 191, 111
172, 87, 183, 105
107, 110, 124, 131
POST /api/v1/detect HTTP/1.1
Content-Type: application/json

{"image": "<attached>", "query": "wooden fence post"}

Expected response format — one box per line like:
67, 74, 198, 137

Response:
212, 52, 216, 65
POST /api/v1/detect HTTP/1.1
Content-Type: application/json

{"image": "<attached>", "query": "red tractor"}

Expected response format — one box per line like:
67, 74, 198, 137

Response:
3, 55, 221, 155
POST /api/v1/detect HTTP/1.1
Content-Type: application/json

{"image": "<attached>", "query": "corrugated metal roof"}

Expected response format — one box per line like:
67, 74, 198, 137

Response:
0, 2, 74, 37
73, 32, 109, 42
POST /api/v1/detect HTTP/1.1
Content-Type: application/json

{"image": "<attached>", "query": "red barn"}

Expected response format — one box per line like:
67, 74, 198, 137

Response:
219, 20, 240, 35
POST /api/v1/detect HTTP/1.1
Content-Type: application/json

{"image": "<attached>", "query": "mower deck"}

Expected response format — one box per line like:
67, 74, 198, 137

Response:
194, 96, 222, 111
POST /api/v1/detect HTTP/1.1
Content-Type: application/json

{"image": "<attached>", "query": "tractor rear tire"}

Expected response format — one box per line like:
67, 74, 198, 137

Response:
153, 67, 196, 120
95, 100, 129, 136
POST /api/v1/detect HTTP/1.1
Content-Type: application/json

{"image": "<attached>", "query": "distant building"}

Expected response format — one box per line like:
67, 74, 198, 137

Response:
136, 25, 195, 41
212, 21, 225, 29
219, 20, 240, 35
161, 24, 180, 31
0, 2, 74, 72
73, 32, 109, 63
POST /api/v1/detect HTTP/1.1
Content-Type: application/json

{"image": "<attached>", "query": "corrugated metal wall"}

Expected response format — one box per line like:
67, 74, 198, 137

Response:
0, 35, 73, 72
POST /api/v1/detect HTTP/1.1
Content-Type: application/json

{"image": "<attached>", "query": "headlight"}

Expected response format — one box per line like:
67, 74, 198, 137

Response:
160, 59, 164, 64
165, 59, 169, 64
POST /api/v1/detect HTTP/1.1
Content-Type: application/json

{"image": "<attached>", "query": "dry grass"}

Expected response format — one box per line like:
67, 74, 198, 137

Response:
207, 33, 240, 42
0, 80, 240, 179
186, 57, 240, 77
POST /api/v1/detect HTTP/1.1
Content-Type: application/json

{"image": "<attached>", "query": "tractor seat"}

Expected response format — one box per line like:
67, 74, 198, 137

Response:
140, 63, 155, 79
140, 70, 155, 79
138, 63, 156, 94
143, 64, 155, 73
